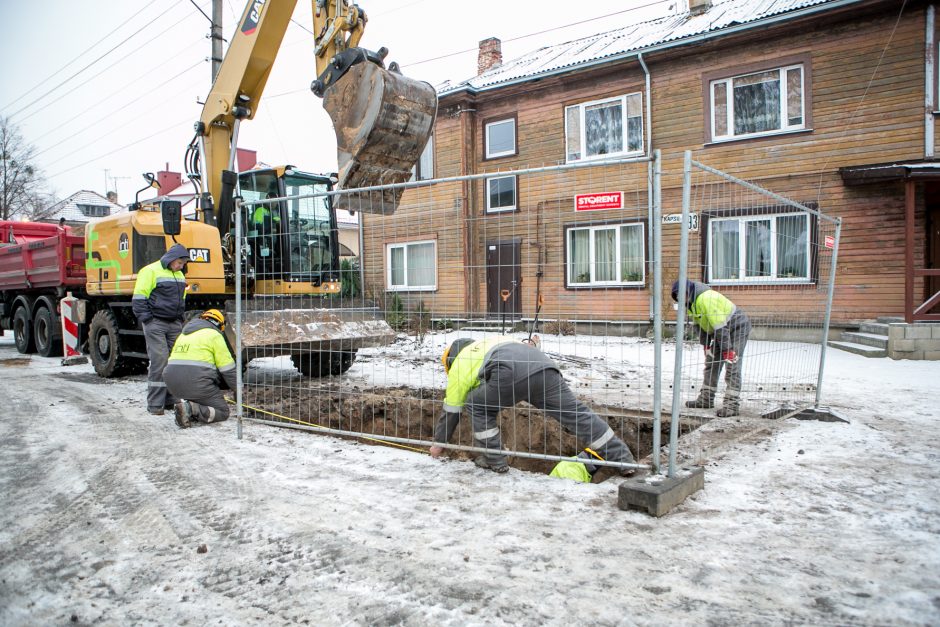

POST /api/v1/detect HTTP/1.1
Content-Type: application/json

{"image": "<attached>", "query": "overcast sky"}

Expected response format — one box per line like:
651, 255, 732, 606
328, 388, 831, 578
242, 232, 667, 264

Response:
1, 0, 678, 207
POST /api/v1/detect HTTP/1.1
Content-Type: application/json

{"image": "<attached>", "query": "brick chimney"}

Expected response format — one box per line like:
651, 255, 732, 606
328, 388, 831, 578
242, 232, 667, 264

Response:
156, 163, 182, 193
478, 37, 502, 75
688, 0, 712, 15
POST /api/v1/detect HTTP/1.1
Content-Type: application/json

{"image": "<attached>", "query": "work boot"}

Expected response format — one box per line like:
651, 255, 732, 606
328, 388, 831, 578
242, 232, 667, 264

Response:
174, 401, 192, 429
147, 407, 165, 416
685, 391, 715, 409
716, 401, 740, 417
473, 456, 509, 474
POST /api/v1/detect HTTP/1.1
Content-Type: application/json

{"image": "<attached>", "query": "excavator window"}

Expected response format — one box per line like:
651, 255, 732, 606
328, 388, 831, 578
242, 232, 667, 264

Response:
237, 169, 338, 283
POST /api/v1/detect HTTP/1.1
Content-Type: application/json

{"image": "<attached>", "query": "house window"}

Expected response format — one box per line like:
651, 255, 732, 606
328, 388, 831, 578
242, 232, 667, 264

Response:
565, 93, 643, 162
486, 175, 516, 213
567, 222, 645, 286
77, 204, 110, 218
708, 212, 810, 283
710, 64, 805, 141
411, 134, 434, 181
485, 118, 516, 159
387, 240, 436, 291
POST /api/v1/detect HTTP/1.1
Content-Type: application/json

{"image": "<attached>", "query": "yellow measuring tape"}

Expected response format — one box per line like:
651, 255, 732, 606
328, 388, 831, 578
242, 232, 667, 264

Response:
227, 398, 427, 454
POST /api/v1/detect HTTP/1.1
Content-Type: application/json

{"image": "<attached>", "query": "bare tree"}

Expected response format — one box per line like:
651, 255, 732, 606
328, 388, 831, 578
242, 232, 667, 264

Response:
0, 116, 50, 220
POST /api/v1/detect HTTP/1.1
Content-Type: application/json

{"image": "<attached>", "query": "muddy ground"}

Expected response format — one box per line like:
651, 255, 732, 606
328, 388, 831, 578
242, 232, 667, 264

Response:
242, 382, 701, 478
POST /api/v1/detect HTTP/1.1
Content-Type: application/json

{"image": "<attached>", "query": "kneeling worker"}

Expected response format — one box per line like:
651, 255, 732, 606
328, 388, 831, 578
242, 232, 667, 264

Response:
430, 337, 636, 475
165, 309, 237, 428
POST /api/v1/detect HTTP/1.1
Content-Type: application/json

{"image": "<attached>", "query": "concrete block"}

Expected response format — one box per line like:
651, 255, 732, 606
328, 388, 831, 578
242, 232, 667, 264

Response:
932, 326, 940, 339
891, 349, 924, 360
906, 326, 933, 340
920, 339, 940, 350
618, 466, 704, 517
924, 351, 940, 360
891, 339, 918, 352
888, 324, 906, 340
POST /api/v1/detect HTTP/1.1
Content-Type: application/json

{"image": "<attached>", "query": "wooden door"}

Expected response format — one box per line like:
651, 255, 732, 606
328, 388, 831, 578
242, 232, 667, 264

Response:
486, 240, 521, 318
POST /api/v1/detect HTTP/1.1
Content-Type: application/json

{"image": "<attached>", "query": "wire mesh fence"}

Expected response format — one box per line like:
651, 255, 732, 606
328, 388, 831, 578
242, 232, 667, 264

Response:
232, 155, 674, 477
227, 151, 840, 479
668, 152, 841, 454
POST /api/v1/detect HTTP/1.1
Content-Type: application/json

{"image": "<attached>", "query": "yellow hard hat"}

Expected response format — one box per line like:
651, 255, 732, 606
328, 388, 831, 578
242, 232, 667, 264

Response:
200, 308, 225, 330
441, 338, 474, 374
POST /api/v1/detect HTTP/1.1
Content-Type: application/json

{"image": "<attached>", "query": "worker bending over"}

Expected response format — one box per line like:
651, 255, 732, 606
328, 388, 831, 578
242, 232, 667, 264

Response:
672, 280, 752, 417
165, 309, 237, 429
430, 337, 636, 475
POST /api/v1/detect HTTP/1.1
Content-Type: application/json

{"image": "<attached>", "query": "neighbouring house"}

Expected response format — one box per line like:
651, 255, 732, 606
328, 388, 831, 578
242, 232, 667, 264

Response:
41, 190, 125, 227
360, 0, 940, 342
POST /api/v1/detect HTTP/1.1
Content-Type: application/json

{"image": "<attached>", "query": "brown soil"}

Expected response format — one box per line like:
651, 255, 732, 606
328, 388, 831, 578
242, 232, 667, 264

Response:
242, 383, 691, 477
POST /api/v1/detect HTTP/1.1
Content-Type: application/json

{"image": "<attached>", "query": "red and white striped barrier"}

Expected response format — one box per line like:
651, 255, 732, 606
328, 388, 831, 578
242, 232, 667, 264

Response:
60, 293, 87, 366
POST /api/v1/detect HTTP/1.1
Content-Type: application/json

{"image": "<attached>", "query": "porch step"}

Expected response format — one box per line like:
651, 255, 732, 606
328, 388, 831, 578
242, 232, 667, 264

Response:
840, 331, 889, 349
859, 321, 890, 335
827, 340, 888, 358
876, 316, 905, 324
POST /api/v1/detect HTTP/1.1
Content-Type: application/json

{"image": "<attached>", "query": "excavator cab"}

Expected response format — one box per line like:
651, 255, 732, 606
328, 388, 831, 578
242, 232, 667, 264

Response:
237, 168, 341, 294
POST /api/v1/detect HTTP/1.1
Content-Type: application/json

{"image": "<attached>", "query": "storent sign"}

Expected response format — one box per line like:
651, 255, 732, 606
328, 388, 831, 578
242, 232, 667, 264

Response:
575, 191, 624, 212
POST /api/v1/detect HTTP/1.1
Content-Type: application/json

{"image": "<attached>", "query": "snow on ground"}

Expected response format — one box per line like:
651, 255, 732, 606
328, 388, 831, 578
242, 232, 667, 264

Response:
0, 333, 938, 625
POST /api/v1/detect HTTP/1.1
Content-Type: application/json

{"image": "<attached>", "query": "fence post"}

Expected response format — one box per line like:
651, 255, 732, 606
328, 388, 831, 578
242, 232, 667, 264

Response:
669, 151, 693, 478
815, 217, 842, 408
652, 149, 663, 475
235, 197, 244, 441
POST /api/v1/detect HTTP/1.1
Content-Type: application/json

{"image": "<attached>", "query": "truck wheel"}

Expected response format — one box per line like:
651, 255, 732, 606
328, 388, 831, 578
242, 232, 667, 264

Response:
34, 307, 63, 358
291, 350, 356, 377
12, 307, 35, 354
89, 309, 127, 378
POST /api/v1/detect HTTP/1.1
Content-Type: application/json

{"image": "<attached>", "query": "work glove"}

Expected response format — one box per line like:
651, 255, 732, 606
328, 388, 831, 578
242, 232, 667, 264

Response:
704, 345, 714, 361
722, 350, 738, 364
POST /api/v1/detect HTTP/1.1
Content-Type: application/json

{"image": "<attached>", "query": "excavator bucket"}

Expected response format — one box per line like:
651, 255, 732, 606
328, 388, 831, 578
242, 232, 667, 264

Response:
324, 62, 437, 215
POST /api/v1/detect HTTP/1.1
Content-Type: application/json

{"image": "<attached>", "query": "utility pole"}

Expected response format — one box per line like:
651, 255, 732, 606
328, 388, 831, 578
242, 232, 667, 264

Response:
103, 168, 111, 194
211, 0, 224, 82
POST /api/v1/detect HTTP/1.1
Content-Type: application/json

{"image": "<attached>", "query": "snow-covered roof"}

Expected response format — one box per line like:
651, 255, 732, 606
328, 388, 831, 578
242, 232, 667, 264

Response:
441, 0, 852, 95
44, 190, 125, 223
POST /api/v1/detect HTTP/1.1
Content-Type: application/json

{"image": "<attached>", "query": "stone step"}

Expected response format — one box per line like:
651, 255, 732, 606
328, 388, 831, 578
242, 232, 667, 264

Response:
859, 321, 890, 336
840, 331, 889, 349
876, 316, 905, 324
827, 340, 887, 358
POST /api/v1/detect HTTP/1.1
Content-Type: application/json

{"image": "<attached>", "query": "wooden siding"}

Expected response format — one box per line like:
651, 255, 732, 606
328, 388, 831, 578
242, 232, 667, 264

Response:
362, 3, 929, 324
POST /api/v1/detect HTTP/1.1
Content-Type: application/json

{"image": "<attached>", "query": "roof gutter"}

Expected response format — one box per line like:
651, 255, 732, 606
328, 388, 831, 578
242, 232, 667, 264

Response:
439, 0, 866, 98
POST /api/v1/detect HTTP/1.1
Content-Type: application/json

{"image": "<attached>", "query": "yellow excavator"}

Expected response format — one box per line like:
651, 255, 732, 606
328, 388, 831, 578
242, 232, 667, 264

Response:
80, 0, 437, 377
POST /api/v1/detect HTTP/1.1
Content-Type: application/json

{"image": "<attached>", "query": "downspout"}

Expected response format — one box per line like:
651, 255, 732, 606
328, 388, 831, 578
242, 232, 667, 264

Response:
638, 52, 655, 322
927, 5, 936, 158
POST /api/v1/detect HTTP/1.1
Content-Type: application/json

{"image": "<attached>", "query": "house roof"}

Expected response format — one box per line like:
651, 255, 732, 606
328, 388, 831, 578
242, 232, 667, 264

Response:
45, 190, 125, 222
439, 0, 856, 96
840, 162, 940, 185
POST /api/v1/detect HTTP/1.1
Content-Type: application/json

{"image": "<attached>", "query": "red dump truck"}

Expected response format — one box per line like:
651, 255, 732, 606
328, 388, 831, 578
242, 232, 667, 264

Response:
0, 220, 86, 356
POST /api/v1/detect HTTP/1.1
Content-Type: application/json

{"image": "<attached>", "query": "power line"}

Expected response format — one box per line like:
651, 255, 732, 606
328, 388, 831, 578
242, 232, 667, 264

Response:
0, 1, 162, 113
400, 0, 674, 69
47, 115, 195, 179
7, 0, 208, 121
34, 60, 204, 159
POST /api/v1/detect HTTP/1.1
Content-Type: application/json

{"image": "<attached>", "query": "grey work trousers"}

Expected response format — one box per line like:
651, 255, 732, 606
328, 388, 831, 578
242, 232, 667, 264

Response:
143, 318, 182, 410
702, 329, 750, 409
466, 365, 635, 468
163, 364, 230, 423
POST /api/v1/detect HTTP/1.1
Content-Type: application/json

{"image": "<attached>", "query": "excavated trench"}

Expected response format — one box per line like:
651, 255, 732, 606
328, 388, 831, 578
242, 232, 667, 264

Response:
242, 383, 704, 478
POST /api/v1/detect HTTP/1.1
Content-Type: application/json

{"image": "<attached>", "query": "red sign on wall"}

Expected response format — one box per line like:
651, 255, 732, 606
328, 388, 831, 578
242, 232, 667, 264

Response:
575, 191, 624, 212
824, 235, 835, 249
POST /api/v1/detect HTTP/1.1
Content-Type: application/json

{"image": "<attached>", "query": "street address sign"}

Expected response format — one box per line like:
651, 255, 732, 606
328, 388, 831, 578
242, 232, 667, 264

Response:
662, 213, 700, 232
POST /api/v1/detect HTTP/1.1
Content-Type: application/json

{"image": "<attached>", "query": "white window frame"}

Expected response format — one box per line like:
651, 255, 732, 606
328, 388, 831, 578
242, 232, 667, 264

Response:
565, 93, 644, 163
485, 175, 517, 213
386, 240, 437, 291
707, 212, 812, 285
410, 134, 434, 181
566, 222, 646, 287
710, 64, 805, 142
485, 118, 516, 159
